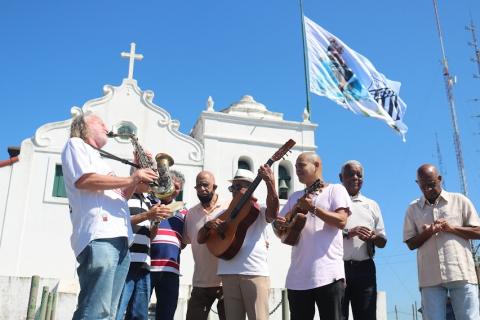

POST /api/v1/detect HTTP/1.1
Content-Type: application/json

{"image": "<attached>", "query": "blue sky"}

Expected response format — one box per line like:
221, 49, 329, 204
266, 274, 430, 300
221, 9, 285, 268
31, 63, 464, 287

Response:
2, 1, 480, 317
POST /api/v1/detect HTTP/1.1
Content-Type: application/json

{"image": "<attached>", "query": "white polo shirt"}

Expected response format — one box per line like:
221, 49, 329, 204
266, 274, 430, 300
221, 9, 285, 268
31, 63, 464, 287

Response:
61, 137, 132, 257
343, 193, 386, 261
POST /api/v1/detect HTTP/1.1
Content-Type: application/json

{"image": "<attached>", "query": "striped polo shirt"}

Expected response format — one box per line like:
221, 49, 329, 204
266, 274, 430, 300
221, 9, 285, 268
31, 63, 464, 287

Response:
128, 194, 153, 270
150, 203, 188, 274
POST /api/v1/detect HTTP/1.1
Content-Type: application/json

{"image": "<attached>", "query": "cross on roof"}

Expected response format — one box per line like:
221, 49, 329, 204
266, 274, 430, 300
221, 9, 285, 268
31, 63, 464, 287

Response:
121, 42, 143, 80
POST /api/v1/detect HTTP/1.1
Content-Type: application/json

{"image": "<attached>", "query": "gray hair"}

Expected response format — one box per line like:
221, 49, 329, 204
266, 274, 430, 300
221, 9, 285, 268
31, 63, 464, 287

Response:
340, 160, 364, 175
70, 114, 89, 139
170, 169, 185, 190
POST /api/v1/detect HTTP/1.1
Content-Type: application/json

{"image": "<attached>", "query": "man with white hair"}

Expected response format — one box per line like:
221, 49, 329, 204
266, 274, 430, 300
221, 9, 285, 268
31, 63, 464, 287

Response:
339, 160, 386, 320
61, 113, 158, 320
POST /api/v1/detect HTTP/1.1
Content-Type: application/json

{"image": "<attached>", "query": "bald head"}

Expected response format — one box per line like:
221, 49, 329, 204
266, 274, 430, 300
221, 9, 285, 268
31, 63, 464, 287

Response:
298, 152, 322, 165
417, 164, 439, 180
416, 164, 442, 203
195, 171, 217, 205
296, 152, 323, 186
196, 171, 215, 185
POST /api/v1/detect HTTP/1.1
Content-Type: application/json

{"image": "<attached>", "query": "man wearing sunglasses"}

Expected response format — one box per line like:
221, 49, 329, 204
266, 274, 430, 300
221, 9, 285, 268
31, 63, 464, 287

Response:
198, 166, 279, 320
403, 164, 480, 319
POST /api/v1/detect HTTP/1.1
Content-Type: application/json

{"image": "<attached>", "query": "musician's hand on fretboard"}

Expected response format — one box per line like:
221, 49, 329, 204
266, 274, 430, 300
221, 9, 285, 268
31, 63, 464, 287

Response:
296, 194, 315, 213
273, 216, 288, 231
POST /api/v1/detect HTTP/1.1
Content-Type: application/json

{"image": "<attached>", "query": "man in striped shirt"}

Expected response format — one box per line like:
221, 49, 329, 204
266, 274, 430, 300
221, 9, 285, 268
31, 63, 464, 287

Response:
150, 170, 187, 320
116, 182, 172, 320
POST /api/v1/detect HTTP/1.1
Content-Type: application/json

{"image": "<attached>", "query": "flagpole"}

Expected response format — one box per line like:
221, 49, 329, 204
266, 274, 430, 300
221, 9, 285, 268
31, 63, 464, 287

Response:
299, 0, 311, 120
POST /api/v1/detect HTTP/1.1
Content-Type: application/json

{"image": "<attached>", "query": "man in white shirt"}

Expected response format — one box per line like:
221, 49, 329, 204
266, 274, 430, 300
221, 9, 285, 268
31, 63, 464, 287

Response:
403, 164, 480, 320
184, 171, 229, 320
197, 167, 279, 320
340, 160, 386, 320
274, 152, 351, 320
61, 114, 158, 320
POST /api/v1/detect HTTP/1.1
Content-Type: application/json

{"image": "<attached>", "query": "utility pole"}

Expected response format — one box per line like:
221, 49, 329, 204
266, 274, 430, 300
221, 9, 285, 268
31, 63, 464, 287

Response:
415, 301, 419, 320
395, 305, 399, 320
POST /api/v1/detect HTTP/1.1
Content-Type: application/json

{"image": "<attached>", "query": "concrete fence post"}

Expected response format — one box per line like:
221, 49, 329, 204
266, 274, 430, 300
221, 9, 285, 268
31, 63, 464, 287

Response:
45, 292, 53, 320
50, 291, 58, 320
282, 289, 289, 320
39, 286, 49, 320
26, 275, 40, 320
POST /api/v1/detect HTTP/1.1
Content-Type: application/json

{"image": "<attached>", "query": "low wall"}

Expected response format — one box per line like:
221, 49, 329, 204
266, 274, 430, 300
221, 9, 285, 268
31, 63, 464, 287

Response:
0, 276, 386, 320
0, 276, 77, 320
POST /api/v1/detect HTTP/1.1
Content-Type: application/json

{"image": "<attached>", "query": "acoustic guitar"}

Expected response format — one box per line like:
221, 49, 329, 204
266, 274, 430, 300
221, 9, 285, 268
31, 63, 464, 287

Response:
276, 179, 324, 246
206, 139, 296, 260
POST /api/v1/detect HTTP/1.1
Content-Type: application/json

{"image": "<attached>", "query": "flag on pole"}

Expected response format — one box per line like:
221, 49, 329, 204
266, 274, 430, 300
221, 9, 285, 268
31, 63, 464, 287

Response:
304, 16, 408, 140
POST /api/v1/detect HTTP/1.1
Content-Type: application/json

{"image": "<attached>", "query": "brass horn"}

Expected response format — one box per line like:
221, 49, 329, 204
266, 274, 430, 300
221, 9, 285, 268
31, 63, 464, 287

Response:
107, 131, 175, 200
152, 153, 175, 200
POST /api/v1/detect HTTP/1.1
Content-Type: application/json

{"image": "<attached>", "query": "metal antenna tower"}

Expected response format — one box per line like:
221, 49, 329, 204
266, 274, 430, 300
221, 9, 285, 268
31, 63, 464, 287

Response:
466, 18, 480, 79
466, 17, 480, 261
432, 0, 468, 196
435, 133, 446, 188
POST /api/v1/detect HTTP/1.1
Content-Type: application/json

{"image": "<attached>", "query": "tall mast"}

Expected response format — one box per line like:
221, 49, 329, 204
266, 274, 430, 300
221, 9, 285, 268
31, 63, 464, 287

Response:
466, 17, 480, 262
432, 0, 468, 196
466, 18, 480, 79
435, 133, 446, 189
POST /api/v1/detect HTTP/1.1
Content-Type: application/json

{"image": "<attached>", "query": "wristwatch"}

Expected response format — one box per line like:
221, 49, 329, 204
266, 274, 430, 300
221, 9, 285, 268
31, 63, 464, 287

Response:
342, 228, 349, 239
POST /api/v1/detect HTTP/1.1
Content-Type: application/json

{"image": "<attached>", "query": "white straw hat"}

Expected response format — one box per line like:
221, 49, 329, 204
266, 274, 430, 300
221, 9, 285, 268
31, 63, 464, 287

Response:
228, 168, 255, 183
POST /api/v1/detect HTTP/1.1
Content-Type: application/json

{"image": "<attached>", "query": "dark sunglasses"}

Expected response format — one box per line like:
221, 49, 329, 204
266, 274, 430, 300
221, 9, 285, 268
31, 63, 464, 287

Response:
228, 184, 250, 192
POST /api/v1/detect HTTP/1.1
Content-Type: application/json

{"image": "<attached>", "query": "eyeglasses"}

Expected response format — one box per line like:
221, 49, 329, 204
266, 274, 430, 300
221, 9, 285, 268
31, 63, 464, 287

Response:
228, 184, 250, 192
416, 180, 439, 190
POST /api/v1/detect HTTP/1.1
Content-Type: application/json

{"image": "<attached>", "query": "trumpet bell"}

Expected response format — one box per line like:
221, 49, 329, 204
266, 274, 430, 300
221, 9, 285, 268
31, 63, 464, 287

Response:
155, 153, 174, 166
153, 152, 175, 200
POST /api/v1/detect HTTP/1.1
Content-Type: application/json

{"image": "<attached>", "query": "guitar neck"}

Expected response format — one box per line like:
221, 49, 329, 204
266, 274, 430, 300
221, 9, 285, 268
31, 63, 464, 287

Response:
230, 158, 274, 219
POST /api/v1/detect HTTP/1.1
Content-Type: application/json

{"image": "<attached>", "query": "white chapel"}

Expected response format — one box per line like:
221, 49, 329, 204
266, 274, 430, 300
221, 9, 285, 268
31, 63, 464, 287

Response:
0, 43, 326, 318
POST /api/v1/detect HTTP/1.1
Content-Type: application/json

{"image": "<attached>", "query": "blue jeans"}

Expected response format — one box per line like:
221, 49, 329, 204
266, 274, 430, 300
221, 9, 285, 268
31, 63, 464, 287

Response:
421, 281, 480, 320
150, 272, 179, 320
73, 237, 130, 320
116, 266, 151, 320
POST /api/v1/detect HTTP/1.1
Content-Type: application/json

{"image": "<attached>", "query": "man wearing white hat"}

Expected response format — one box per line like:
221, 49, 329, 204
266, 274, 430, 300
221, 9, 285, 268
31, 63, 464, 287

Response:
198, 165, 279, 320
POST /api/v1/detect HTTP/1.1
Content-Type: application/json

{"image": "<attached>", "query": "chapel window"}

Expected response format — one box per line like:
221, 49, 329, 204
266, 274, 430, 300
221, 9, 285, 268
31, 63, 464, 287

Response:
238, 156, 252, 171
278, 163, 292, 200
52, 164, 67, 198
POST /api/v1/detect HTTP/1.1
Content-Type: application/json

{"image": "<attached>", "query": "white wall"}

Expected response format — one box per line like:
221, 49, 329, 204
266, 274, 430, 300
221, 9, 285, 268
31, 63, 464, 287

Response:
0, 276, 387, 320
0, 276, 77, 320
0, 79, 205, 280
